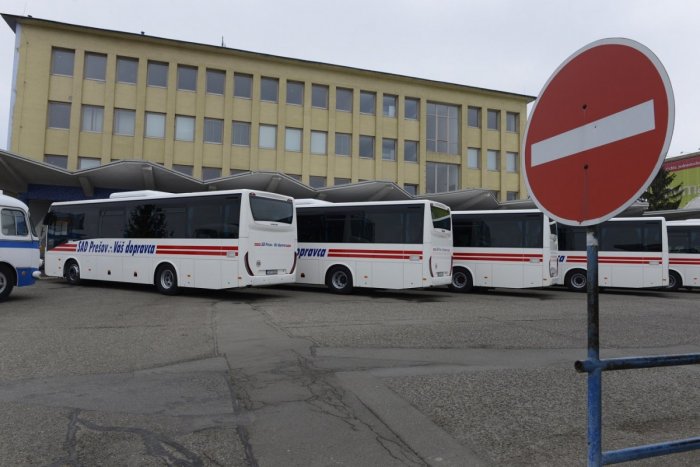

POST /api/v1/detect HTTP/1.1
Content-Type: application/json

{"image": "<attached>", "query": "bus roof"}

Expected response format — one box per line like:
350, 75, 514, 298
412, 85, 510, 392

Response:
451, 209, 544, 216
295, 199, 450, 210
0, 191, 29, 211
667, 219, 700, 226
49, 188, 293, 207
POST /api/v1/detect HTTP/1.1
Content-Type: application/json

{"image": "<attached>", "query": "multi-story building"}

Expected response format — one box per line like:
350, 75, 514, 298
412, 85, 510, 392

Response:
3, 14, 533, 199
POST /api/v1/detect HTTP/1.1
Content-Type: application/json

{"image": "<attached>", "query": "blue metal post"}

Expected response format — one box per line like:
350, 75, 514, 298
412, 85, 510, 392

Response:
586, 227, 602, 467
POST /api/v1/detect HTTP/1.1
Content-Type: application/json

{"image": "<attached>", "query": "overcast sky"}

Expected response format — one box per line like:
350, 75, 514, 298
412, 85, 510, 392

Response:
1, 0, 698, 158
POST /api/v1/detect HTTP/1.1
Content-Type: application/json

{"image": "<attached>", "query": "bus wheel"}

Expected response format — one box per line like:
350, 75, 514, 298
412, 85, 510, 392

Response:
326, 266, 353, 294
155, 264, 179, 295
565, 269, 587, 292
668, 271, 682, 291
0, 265, 14, 301
65, 260, 82, 285
449, 267, 473, 292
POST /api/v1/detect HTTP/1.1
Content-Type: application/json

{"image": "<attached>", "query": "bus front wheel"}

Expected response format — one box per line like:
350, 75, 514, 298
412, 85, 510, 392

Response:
326, 266, 353, 294
668, 271, 682, 291
155, 264, 179, 295
65, 260, 81, 285
449, 267, 473, 292
565, 269, 587, 292
0, 265, 14, 301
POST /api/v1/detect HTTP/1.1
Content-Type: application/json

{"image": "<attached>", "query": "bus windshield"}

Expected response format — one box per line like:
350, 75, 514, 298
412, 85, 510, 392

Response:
250, 196, 294, 224
431, 205, 451, 231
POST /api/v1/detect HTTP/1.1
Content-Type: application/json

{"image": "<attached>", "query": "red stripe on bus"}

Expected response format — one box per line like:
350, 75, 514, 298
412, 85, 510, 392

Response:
156, 245, 237, 251
453, 256, 541, 262
328, 248, 423, 255
670, 259, 700, 265
327, 253, 422, 260
156, 250, 232, 256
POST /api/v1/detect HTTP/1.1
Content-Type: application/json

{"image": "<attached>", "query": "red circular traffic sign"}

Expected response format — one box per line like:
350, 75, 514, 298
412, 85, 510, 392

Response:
523, 38, 674, 226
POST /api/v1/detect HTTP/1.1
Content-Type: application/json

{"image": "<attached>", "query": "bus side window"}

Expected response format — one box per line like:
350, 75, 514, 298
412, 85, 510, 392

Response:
1, 209, 29, 237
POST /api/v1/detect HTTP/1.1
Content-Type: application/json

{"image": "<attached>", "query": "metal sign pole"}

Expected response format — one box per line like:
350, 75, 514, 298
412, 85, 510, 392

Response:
586, 227, 602, 466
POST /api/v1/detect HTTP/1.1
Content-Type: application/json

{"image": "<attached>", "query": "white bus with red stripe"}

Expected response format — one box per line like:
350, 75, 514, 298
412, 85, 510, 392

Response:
450, 210, 559, 292
666, 220, 700, 290
556, 217, 668, 291
44, 189, 297, 294
295, 200, 452, 293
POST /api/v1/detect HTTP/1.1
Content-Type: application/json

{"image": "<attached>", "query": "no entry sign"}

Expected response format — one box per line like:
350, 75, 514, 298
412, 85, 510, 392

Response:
523, 38, 674, 226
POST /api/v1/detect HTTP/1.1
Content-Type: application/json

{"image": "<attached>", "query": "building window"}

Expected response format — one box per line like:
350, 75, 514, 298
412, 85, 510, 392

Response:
336, 88, 353, 112
261, 77, 279, 102
312, 84, 329, 109
468, 147, 480, 169
147, 61, 168, 87
309, 176, 326, 188
359, 135, 375, 158
335, 132, 351, 156
360, 91, 376, 114
404, 184, 418, 195
173, 164, 193, 176
382, 138, 397, 161
78, 157, 100, 170
487, 150, 500, 171
84, 53, 106, 81
116, 57, 138, 84
311, 131, 327, 155
178, 65, 197, 91
405, 97, 419, 120
426, 162, 459, 194
175, 115, 195, 141
427, 102, 459, 155
202, 167, 221, 180
206, 69, 225, 94
51, 48, 74, 76
404, 140, 418, 163
286, 81, 304, 105
113, 109, 135, 136
468, 106, 481, 128
487, 109, 500, 130
285, 127, 302, 152
334, 178, 351, 186
234, 73, 253, 98
383, 95, 397, 117
506, 151, 519, 172
259, 124, 277, 149
204, 118, 224, 144
47, 102, 71, 129
81, 105, 103, 132
507, 191, 519, 201
145, 112, 165, 139
44, 155, 68, 169
506, 112, 520, 133
232, 121, 251, 146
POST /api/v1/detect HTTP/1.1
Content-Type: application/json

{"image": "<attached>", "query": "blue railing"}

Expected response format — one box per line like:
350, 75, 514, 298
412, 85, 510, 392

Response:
576, 228, 700, 465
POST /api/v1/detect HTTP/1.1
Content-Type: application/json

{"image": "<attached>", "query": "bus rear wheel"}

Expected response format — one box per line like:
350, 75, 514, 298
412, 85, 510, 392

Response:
155, 264, 179, 295
449, 267, 473, 292
668, 271, 682, 291
565, 269, 587, 292
0, 265, 14, 301
65, 260, 81, 285
326, 266, 353, 294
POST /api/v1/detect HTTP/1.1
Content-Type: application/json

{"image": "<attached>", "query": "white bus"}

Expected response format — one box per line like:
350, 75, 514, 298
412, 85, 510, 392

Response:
44, 189, 297, 294
295, 200, 453, 293
450, 209, 559, 292
666, 220, 700, 290
557, 217, 669, 291
0, 191, 42, 301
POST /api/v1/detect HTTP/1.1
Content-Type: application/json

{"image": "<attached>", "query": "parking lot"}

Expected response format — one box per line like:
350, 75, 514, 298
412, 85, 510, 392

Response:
0, 279, 698, 466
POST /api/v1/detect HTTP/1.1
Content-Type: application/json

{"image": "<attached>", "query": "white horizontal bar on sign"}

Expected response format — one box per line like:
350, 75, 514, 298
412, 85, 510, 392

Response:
531, 100, 656, 167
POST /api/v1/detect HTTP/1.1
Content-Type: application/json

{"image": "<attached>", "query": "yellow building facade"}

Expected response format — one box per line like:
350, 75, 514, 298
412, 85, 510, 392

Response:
4, 14, 533, 199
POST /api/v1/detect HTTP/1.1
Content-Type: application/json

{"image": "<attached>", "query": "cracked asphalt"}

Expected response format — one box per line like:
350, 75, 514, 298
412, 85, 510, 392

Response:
0, 278, 698, 466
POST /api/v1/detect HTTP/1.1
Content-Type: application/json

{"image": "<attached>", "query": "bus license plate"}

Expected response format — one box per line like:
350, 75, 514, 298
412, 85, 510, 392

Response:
266, 269, 278, 275
437, 272, 445, 277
